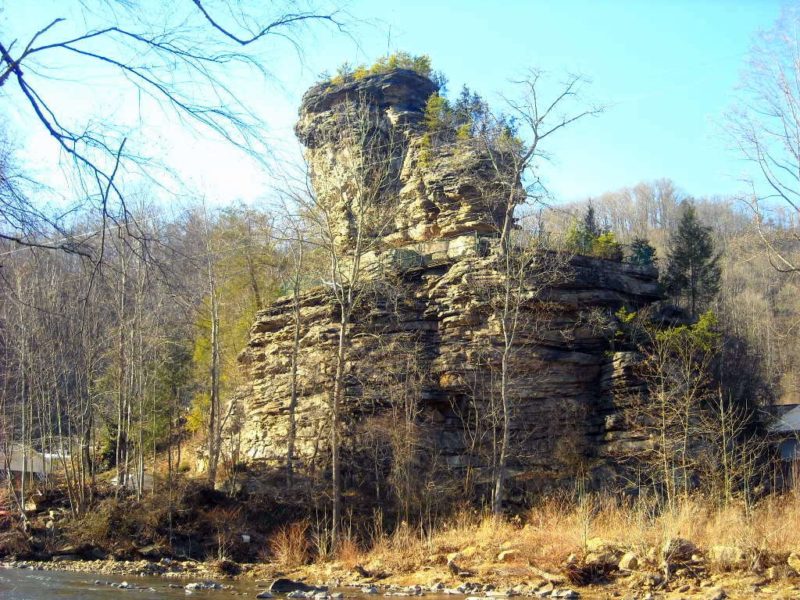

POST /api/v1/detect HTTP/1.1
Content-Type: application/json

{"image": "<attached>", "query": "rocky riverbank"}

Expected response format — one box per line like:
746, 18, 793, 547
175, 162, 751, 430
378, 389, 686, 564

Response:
4, 543, 800, 600
5, 491, 800, 599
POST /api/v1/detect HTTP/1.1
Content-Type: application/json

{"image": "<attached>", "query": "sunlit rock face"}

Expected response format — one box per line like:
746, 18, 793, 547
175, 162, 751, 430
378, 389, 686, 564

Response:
295, 69, 510, 257
237, 70, 661, 502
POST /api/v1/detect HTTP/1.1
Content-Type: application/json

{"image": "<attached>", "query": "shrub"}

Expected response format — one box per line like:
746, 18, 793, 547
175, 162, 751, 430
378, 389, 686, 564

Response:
203, 505, 244, 560
0, 530, 31, 558
336, 536, 361, 568
417, 133, 433, 168
68, 498, 117, 546
68, 495, 171, 548
187, 392, 210, 433
370, 51, 432, 78
329, 52, 433, 86
656, 309, 720, 352
591, 232, 623, 261
268, 520, 310, 567
565, 219, 594, 255
424, 93, 451, 131
565, 207, 623, 261
615, 306, 637, 325
330, 61, 354, 86
352, 64, 369, 80
456, 121, 472, 140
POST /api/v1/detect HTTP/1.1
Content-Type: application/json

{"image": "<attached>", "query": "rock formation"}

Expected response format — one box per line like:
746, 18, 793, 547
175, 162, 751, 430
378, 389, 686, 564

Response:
236, 69, 661, 502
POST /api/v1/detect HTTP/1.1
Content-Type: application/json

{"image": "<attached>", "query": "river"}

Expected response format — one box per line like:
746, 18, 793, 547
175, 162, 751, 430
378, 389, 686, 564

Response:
0, 566, 265, 599
0, 565, 643, 600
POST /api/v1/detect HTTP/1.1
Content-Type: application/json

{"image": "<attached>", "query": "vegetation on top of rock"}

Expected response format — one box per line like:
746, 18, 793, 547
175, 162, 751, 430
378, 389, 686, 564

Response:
563, 204, 663, 265
417, 85, 522, 169
565, 204, 626, 262
319, 53, 522, 174
327, 51, 434, 85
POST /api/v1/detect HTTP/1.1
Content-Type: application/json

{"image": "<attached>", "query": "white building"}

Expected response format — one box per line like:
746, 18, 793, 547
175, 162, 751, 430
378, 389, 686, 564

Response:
0, 443, 53, 481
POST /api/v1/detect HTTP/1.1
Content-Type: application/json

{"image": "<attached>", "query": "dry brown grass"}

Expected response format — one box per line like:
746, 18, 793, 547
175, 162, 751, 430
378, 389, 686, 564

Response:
582, 494, 800, 559
0, 529, 31, 557
336, 536, 362, 569
268, 520, 310, 567
348, 493, 800, 576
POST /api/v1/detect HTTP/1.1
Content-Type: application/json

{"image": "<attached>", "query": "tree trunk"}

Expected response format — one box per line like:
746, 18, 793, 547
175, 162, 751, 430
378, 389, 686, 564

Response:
330, 308, 348, 548
286, 252, 303, 486
207, 279, 221, 486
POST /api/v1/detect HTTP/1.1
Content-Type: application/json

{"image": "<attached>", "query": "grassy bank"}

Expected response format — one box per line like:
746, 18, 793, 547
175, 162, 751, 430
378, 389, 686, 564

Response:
334, 495, 800, 572
260, 493, 800, 596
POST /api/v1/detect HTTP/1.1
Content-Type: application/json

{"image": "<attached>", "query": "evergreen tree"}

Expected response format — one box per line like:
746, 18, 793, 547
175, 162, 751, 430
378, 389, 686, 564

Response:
663, 202, 721, 318
629, 237, 657, 266
583, 201, 601, 238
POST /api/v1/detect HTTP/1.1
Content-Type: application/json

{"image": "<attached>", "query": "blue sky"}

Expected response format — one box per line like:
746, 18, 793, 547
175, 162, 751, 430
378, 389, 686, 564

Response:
0, 1, 785, 208
305, 0, 781, 202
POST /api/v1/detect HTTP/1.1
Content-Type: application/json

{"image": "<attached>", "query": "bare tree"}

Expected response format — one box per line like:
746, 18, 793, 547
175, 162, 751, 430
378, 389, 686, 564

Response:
617, 312, 720, 508
728, 6, 800, 272
0, 1, 342, 256
202, 209, 223, 487
476, 71, 600, 513
290, 93, 403, 546
282, 216, 309, 489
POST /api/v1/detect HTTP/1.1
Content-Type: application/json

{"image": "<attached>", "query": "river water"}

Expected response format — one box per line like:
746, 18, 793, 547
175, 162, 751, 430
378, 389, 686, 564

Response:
0, 566, 265, 599
0, 566, 619, 600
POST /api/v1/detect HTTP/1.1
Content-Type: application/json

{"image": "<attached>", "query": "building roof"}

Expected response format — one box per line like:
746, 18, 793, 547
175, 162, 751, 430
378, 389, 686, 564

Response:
770, 404, 800, 433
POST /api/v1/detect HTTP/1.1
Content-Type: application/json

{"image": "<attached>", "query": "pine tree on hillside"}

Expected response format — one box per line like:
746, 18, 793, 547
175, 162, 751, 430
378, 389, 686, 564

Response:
583, 201, 601, 238
663, 202, 721, 318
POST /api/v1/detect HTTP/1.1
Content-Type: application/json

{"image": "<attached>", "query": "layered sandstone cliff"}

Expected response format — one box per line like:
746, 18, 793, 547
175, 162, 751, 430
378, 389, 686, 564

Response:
236, 69, 660, 500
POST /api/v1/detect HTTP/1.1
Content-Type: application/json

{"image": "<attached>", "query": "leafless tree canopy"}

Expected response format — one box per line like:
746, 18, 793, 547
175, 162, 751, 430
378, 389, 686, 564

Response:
0, 1, 342, 255
728, 6, 800, 271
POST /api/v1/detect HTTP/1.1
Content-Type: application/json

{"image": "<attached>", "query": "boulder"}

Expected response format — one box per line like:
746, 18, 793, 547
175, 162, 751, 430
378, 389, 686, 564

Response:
270, 579, 326, 594
585, 538, 616, 554
497, 549, 518, 562
51, 554, 80, 562
135, 544, 162, 559
185, 581, 223, 591
708, 545, 747, 569
618, 552, 639, 571
52, 545, 78, 556
360, 586, 379, 594
661, 537, 697, 563
788, 552, 800, 574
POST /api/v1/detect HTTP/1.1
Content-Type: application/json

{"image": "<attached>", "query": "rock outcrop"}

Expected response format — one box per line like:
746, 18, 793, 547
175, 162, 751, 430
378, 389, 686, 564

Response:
236, 69, 661, 500
295, 69, 511, 258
